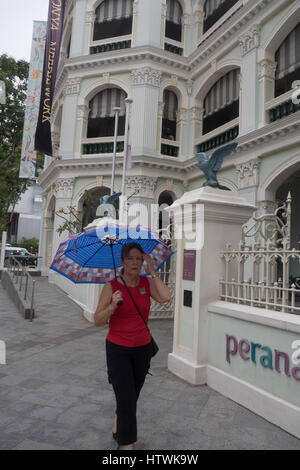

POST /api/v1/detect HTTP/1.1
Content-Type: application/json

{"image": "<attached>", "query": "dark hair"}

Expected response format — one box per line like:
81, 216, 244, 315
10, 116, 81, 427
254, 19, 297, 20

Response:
121, 242, 145, 261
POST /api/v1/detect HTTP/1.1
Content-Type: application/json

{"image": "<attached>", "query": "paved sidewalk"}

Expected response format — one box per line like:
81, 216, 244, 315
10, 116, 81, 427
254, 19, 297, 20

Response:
0, 277, 300, 450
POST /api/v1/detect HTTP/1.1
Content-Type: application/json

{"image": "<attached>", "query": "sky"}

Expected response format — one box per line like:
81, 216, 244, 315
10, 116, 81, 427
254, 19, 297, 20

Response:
0, 0, 49, 62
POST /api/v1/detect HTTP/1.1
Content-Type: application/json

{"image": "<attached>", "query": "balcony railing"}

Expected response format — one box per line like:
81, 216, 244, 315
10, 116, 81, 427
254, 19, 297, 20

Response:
197, 125, 239, 153
268, 99, 300, 123
82, 140, 124, 155
161, 139, 180, 157
164, 42, 183, 56
90, 40, 131, 55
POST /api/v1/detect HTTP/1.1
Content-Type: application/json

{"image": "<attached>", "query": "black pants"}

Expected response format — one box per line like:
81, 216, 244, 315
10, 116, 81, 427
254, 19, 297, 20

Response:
106, 339, 152, 446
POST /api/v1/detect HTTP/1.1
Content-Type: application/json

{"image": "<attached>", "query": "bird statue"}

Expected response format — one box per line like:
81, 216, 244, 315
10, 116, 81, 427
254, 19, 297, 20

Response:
97, 192, 122, 217
196, 142, 238, 188
99, 192, 122, 206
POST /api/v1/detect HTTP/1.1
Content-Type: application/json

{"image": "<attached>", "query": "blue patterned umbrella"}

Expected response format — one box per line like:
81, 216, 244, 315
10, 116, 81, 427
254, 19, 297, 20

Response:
50, 218, 173, 284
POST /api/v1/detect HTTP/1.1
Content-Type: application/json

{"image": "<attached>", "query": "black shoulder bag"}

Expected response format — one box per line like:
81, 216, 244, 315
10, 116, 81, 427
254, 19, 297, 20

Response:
120, 276, 159, 357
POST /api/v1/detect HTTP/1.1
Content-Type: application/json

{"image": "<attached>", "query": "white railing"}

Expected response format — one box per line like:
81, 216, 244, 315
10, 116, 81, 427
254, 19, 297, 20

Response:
149, 231, 176, 320
219, 194, 300, 315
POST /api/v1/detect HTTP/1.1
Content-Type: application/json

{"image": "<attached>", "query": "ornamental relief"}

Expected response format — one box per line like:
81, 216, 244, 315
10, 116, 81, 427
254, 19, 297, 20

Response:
131, 68, 162, 87
236, 159, 260, 189
239, 24, 261, 56
55, 178, 75, 199
126, 176, 157, 199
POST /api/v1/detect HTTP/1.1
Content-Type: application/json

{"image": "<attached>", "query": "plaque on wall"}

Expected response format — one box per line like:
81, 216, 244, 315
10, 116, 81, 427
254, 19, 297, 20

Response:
183, 249, 196, 281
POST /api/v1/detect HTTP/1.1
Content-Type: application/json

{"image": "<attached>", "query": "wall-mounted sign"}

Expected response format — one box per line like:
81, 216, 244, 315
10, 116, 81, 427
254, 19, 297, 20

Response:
183, 249, 196, 281
226, 334, 300, 381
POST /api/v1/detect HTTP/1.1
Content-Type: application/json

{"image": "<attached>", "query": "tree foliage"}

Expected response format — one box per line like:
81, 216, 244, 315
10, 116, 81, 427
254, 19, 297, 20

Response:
0, 54, 44, 232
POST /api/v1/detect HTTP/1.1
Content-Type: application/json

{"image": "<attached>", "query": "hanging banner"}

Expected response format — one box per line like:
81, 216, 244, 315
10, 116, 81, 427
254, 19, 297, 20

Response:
35, 0, 66, 156
19, 21, 47, 179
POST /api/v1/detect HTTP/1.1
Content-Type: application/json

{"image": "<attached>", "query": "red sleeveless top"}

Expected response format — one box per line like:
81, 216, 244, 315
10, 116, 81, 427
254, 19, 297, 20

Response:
107, 276, 151, 347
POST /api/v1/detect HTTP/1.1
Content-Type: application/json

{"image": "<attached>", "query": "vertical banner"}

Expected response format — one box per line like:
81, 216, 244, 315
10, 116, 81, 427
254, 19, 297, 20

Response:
19, 21, 47, 178
35, 0, 66, 156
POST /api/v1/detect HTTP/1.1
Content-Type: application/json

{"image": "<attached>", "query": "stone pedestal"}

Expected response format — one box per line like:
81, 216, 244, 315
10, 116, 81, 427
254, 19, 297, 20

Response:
167, 187, 255, 385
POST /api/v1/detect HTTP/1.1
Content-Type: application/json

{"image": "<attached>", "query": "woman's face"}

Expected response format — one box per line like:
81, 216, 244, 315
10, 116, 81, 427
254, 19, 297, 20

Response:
122, 248, 143, 276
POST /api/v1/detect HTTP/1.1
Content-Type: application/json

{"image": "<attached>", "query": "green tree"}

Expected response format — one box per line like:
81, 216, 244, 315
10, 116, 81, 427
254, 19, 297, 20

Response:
0, 54, 44, 233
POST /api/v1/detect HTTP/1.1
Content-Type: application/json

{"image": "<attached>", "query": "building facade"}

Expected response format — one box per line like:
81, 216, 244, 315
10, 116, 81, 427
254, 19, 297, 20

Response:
37, 0, 300, 313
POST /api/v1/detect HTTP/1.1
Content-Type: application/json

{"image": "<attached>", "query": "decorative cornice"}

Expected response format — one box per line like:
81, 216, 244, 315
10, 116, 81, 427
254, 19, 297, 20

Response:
131, 67, 162, 87
236, 158, 260, 189
239, 24, 261, 56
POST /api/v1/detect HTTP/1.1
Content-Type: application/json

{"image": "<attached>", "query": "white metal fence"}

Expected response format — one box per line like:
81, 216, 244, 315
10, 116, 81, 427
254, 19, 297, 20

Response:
149, 233, 176, 320
219, 193, 300, 314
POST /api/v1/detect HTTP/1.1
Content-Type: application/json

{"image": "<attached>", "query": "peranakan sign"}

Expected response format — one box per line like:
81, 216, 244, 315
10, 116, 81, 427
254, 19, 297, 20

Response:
35, 0, 66, 156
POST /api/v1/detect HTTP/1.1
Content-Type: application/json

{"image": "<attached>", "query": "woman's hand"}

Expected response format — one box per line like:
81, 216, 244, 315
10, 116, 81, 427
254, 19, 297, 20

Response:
111, 290, 123, 308
143, 253, 155, 275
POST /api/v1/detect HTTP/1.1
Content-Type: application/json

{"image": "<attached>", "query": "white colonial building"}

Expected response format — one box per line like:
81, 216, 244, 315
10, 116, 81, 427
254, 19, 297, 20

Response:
37, 0, 300, 437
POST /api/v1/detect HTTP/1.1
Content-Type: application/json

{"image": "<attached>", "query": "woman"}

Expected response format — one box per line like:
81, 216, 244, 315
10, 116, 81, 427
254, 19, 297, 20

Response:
94, 242, 171, 450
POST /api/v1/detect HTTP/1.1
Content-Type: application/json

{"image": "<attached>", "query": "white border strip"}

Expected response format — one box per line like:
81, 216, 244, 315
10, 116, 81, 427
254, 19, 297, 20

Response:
207, 365, 300, 439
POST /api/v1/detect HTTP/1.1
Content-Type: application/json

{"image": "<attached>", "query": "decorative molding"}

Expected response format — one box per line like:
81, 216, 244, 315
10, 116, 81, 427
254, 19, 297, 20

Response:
176, 108, 188, 122
102, 73, 110, 84
54, 178, 75, 199
258, 59, 277, 80
170, 75, 178, 87
191, 107, 204, 121
236, 158, 260, 189
187, 79, 193, 96
63, 77, 81, 95
96, 176, 104, 187
85, 11, 96, 23
131, 68, 162, 87
77, 104, 89, 120
239, 24, 261, 55
126, 176, 157, 199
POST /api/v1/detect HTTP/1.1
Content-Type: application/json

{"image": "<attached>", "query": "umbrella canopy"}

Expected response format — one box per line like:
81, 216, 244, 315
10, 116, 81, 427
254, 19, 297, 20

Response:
50, 217, 173, 284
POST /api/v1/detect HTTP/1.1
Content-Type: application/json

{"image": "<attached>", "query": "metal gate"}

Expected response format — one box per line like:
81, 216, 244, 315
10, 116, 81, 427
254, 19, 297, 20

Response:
149, 236, 176, 319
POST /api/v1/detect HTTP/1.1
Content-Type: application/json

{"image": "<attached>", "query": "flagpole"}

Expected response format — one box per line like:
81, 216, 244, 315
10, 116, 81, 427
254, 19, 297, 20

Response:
111, 107, 120, 196
120, 98, 133, 222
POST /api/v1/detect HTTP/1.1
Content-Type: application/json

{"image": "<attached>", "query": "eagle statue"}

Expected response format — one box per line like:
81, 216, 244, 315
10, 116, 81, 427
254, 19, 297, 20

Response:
196, 142, 238, 188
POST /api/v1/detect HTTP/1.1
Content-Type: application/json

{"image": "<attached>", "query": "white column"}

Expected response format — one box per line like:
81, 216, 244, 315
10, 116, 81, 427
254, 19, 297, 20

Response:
134, 0, 163, 48
59, 78, 81, 160
125, 176, 157, 227
131, 68, 162, 157
257, 59, 277, 128
69, 0, 87, 58
239, 25, 261, 135
167, 187, 255, 385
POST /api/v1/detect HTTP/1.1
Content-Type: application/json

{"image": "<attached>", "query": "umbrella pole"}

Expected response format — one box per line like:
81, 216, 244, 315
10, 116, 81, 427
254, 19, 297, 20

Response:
109, 241, 122, 305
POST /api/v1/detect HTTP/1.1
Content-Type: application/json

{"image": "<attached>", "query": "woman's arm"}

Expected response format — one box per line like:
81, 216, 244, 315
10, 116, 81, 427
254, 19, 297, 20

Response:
143, 254, 171, 304
94, 283, 122, 327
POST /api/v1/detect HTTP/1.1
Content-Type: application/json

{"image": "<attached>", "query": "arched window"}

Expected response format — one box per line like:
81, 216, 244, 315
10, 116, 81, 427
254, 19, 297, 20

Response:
165, 0, 183, 42
203, 0, 239, 34
275, 23, 300, 98
203, 69, 239, 135
161, 90, 178, 140
87, 88, 126, 138
93, 0, 133, 41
